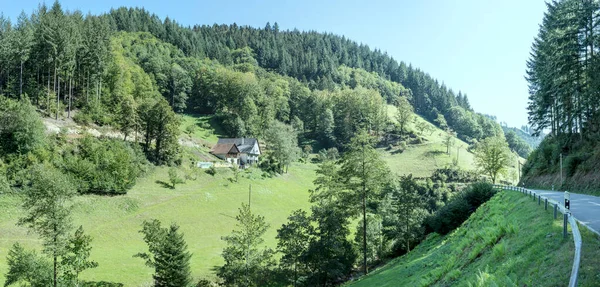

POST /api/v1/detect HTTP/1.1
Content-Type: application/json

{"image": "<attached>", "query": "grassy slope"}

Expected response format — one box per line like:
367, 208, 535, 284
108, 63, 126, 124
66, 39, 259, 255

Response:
383, 105, 522, 181
0, 114, 317, 286
348, 191, 600, 287
382, 106, 476, 178
0, 164, 316, 286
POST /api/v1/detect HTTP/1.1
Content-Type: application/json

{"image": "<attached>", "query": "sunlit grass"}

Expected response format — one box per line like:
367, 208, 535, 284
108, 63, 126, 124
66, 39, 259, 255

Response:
347, 191, 600, 287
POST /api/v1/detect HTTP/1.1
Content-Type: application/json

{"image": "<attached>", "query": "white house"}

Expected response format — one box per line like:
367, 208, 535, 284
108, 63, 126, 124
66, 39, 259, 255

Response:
210, 138, 261, 166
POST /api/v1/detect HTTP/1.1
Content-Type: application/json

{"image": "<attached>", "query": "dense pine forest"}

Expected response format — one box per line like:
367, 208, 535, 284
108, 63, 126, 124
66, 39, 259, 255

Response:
523, 0, 600, 193
0, 2, 505, 149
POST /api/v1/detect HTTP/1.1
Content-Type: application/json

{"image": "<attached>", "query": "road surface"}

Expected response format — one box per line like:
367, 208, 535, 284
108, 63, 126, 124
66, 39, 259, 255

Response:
533, 189, 600, 235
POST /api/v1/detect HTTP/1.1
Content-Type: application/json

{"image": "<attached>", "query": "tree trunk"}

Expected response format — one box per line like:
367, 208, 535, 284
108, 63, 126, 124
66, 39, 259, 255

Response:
362, 189, 367, 274
53, 232, 58, 287
56, 77, 60, 120
47, 68, 51, 114
68, 76, 72, 118
20, 60, 23, 96
362, 143, 367, 275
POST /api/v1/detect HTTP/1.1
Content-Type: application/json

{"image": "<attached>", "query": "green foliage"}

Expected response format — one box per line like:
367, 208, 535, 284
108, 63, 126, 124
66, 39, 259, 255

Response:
134, 219, 192, 287
264, 120, 301, 173
354, 214, 387, 266
0, 167, 10, 194
395, 96, 413, 135
526, 0, 600, 138
206, 165, 217, 176
168, 167, 184, 188
425, 182, 496, 235
383, 175, 428, 254
503, 129, 534, 157
139, 97, 181, 165
473, 136, 513, 183
304, 203, 357, 285
19, 164, 76, 254
0, 97, 45, 156
18, 164, 76, 287
61, 226, 99, 285
61, 136, 148, 195
276, 209, 314, 286
218, 203, 275, 287
4, 243, 52, 287
443, 130, 456, 155
338, 131, 389, 273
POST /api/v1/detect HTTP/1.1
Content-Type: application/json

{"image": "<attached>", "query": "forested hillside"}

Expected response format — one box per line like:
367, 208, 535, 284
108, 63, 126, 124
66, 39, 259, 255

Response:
523, 0, 600, 194
0, 3, 503, 149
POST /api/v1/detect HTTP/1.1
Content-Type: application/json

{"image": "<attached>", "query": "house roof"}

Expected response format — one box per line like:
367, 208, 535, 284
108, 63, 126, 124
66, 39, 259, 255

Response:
210, 143, 240, 155
216, 138, 260, 154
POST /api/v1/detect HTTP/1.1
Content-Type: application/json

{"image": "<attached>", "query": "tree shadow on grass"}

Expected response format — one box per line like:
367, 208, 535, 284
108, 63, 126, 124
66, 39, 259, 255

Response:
423, 150, 446, 158
155, 180, 174, 189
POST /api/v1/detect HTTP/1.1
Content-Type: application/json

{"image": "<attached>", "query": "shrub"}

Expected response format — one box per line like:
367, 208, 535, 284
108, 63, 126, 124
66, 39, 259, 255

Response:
565, 153, 589, 177
61, 136, 148, 195
169, 167, 185, 188
0, 97, 46, 156
425, 182, 496, 235
206, 165, 217, 176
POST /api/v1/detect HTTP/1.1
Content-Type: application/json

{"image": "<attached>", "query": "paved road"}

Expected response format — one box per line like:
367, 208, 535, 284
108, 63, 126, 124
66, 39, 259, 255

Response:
532, 189, 600, 235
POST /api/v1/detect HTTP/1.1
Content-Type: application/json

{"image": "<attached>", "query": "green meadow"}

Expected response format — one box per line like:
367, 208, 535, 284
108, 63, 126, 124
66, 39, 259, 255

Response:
0, 163, 317, 286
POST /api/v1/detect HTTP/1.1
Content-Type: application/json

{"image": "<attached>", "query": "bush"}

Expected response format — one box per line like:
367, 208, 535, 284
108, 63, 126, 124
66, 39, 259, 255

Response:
425, 182, 496, 235
61, 136, 148, 195
0, 166, 10, 194
0, 97, 46, 156
169, 167, 185, 188
565, 153, 589, 177
206, 165, 217, 176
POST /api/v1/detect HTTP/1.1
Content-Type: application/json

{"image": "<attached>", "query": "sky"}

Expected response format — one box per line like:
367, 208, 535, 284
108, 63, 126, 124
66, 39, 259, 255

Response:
1, 0, 548, 128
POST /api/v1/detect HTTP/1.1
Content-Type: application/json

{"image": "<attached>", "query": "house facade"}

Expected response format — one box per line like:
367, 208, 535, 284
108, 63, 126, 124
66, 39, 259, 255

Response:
210, 138, 261, 166
209, 143, 241, 165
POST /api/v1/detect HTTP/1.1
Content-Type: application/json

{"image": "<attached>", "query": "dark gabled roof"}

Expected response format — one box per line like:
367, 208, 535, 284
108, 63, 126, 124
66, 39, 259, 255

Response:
210, 143, 240, 155
216, 138, 259, 154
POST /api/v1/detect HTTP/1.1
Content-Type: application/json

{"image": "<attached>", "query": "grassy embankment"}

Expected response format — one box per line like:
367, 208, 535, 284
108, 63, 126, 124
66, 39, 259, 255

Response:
348, 191, 600, 287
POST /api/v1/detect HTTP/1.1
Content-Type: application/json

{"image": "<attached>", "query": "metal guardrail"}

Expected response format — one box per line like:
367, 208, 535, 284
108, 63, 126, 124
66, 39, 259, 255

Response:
493, 185, 581, 287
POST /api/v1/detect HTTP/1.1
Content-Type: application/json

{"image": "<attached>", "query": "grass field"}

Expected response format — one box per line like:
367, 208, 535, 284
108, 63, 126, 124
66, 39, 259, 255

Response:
382, 106, 477, 178
0, 162, 317, 286
383, 105, 521, 182
347, 191, 600, 287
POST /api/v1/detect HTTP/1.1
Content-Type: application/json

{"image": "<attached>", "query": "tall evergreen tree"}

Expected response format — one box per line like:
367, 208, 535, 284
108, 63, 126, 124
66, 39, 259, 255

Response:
134, 219, 192, 287
338, 131, 389, 274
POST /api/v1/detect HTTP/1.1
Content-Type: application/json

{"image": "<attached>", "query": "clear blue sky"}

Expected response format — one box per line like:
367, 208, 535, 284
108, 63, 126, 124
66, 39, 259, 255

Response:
2, 0, 547, 128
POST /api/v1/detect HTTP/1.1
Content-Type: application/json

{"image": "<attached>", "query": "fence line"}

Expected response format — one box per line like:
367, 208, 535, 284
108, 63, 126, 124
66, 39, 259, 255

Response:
493, 185, 581, 287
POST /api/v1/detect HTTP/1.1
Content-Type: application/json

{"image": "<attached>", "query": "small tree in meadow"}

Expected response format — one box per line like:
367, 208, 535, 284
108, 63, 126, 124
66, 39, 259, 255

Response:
134, 219, 192, 287
168, 167, 184, 188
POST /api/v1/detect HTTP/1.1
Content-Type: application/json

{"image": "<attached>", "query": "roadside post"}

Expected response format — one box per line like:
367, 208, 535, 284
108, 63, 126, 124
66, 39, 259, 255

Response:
564, 191, 570, 210
564, 213, 568, 238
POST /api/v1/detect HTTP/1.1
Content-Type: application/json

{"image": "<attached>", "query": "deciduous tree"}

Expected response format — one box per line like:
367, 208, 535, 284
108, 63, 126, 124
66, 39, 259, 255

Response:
474, 136, 513, 184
